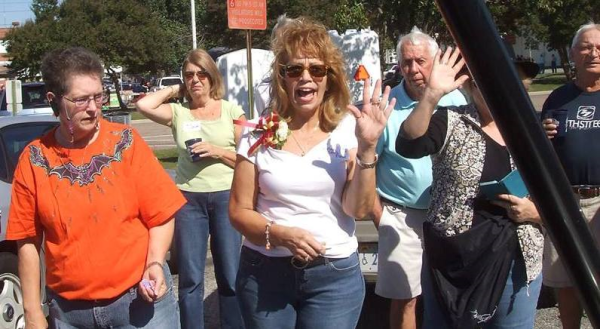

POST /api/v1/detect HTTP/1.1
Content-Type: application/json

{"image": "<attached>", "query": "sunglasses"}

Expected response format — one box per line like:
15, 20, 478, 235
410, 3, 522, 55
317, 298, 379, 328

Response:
281, 64, 329, 78
183, 70, 210, 80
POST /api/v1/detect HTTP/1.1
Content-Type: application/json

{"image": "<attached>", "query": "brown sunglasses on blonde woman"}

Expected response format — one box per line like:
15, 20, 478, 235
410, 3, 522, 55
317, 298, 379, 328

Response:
280, 64, 330, 78
184, 70, 210, 80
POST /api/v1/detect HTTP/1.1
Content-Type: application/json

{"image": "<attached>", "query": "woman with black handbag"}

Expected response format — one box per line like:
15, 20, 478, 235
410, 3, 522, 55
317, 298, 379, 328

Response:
396, 46, 544, 329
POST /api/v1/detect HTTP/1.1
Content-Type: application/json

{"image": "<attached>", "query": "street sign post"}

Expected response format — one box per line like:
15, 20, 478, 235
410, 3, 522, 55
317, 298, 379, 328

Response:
227, 0, 267, 119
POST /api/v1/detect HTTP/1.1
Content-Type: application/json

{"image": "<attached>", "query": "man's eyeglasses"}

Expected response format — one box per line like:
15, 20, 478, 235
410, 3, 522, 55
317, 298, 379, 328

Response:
577, 44, 600, 55
281, 64, 329, 79
63, 92, 108, 109
184, 70, 210, 80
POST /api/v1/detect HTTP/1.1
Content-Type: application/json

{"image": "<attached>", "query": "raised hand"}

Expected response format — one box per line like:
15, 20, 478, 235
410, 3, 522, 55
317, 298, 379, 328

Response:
347, 79, 396, 148
427, 46, 470, 98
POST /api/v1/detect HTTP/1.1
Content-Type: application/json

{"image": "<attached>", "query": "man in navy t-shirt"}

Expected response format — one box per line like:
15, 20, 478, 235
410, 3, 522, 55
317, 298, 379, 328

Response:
541, 22, 600, 329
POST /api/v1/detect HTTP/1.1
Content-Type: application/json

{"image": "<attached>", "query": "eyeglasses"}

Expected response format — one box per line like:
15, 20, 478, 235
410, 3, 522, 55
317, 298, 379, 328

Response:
62, 91, 108, 109
577, 44, 600, 55
184, 70, 210, 80
280, 64, 329, 78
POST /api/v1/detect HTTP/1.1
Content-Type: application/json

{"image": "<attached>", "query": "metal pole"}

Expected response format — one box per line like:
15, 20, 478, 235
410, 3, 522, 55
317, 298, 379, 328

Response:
246, 29, 254, 119
10, 80, 17, 116
434, 0, 600, 326
191, 0, 197, 49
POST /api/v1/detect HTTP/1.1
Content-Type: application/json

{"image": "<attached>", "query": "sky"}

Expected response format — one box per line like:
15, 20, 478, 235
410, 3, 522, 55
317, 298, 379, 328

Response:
0, 0, 34, 28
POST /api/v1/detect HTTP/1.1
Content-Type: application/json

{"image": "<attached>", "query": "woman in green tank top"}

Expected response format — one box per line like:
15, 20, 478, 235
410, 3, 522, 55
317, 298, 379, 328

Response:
136, 49, 246, 329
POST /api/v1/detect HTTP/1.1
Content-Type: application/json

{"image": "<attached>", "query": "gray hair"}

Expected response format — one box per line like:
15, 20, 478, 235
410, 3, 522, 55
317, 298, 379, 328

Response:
271, 14, 295, 42
397, 26, 439, 62
572, 22, 600, 49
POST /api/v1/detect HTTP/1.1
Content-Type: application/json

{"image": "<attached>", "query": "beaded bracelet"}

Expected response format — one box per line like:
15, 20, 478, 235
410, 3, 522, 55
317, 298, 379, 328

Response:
265, 220, 274, 250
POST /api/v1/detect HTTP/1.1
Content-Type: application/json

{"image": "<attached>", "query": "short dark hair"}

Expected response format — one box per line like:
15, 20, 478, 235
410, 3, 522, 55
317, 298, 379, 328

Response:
41, 47, 104, 115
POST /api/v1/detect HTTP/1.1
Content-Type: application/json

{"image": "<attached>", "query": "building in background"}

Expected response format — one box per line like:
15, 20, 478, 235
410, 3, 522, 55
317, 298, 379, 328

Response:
508, 34, 562, 73
0, 26, 14, 88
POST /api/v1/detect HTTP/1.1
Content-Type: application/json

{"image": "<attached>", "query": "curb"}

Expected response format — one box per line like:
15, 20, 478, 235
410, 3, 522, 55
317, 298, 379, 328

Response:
528, 91, 552, 96
131, 118, 153, 123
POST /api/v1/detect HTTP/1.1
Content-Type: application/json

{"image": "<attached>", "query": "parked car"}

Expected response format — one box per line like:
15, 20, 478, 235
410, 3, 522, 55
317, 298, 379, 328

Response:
0, 82, 54, 117
383, 69, 402, 90
357, 220, 378, 282
384, 64, 399, 80
131, 83, 148, 94
0, 115, 59, 329
151, 76, 183, 92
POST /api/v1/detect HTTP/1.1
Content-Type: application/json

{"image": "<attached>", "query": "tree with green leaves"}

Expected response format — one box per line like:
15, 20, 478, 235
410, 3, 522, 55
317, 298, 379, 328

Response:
532, 0, 599, 79
6, 0, 183, 110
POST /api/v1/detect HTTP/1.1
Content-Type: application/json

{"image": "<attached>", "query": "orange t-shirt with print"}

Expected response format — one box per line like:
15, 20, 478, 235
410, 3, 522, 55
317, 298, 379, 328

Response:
6, 119, 185, 300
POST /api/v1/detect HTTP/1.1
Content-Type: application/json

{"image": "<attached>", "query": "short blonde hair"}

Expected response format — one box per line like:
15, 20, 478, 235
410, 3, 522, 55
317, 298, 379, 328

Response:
270, 17, 350, 132
182, 49, 224, 100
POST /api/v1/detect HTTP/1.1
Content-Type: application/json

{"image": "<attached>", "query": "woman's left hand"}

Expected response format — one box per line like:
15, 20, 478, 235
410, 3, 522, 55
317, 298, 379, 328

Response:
190, 141, 223, 159
347, 79, 396, 148
492, 194, 542, 224
138, 262, 167, 302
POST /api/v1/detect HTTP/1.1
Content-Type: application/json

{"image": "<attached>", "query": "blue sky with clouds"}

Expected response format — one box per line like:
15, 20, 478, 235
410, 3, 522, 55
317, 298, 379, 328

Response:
0, 0, 34, 27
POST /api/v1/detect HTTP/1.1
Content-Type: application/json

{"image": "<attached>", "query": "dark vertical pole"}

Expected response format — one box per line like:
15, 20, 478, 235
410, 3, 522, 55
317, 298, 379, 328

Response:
434, 0, 600, 326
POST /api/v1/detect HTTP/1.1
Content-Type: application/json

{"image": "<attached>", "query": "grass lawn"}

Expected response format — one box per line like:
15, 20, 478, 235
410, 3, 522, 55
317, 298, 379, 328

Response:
130, 111, 146, 120
530, 73, 568, 92
154, 148, 178, 169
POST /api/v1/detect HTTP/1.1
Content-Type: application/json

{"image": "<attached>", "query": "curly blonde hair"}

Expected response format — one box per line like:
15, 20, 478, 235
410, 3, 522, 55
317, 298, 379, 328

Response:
269, 17, 350, 132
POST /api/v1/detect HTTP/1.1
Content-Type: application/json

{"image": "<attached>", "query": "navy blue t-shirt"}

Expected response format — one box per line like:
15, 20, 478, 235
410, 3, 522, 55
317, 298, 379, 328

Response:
541, 82, 600, 185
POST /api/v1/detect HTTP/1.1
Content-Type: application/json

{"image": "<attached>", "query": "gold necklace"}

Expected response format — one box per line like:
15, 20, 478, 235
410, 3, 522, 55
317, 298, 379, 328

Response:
289, 121, 320, 157
290, 131, 307, 156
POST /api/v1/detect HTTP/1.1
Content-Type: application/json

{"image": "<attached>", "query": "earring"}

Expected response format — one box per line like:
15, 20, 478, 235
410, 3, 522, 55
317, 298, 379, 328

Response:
68, 121, 74, 144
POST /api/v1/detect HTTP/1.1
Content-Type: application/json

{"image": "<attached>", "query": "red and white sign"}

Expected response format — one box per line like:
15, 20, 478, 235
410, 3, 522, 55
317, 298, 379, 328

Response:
227, 0, 267, 30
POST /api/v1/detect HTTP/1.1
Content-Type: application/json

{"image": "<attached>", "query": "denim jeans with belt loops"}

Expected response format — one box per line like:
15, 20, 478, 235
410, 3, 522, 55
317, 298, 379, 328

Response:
236, 246, 366, 329
46, 263, 180, 328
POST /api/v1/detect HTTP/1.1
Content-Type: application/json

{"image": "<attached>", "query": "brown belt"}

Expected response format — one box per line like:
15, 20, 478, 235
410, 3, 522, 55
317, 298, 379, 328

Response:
572, 185, 600, 199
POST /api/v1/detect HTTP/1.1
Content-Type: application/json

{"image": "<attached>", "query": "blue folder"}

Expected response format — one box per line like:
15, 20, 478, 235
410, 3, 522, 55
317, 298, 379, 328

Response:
479, 170, 529, 200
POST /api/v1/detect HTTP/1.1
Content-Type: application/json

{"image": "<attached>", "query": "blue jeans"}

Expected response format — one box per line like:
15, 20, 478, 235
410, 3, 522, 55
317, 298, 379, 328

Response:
236, 247, 366, 329
47, 264, 179, 328
176, 190, 243, 329
422, 256, 542, 329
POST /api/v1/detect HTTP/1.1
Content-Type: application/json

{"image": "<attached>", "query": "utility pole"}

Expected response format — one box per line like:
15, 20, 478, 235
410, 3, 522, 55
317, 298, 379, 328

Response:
191, 0, 197, 49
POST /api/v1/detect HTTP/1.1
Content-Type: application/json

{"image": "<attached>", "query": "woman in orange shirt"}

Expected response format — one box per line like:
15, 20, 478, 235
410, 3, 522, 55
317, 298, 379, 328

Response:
6, 47, 185, 328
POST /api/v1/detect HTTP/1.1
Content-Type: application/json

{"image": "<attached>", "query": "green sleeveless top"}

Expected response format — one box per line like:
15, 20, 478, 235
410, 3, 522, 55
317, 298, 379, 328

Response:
170, 100, 244, 192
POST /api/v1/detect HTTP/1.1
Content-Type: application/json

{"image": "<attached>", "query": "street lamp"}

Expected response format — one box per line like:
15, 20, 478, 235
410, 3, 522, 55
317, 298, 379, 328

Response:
191, 0, 197, 49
